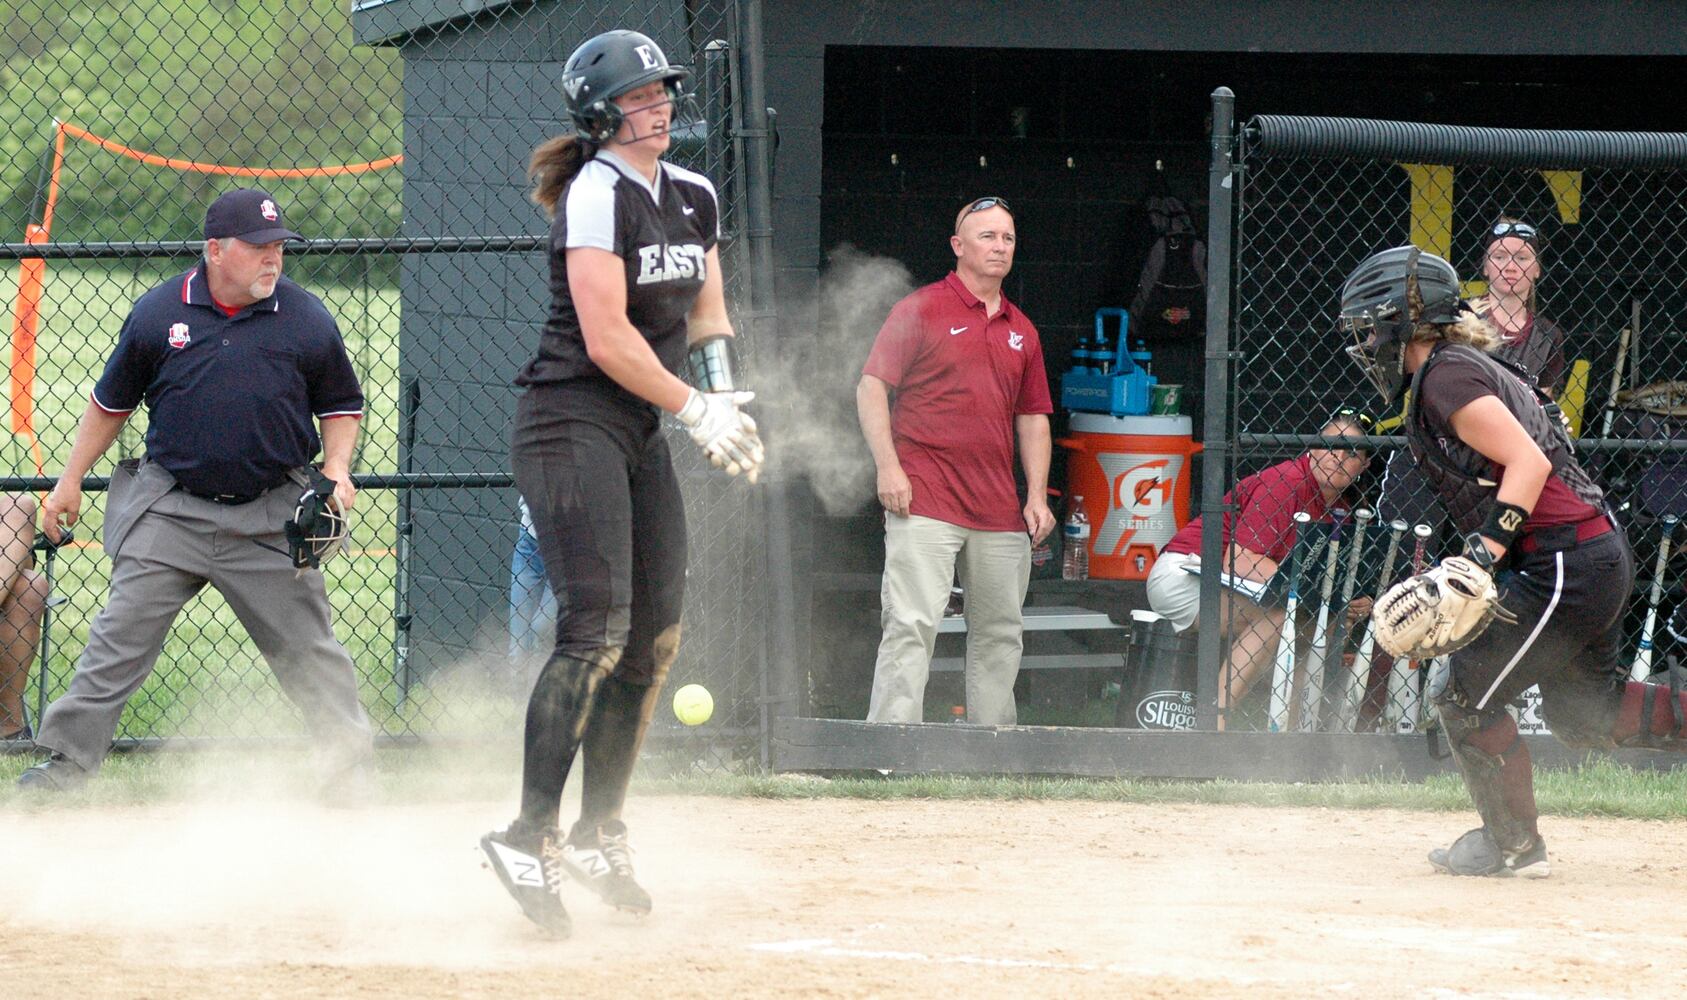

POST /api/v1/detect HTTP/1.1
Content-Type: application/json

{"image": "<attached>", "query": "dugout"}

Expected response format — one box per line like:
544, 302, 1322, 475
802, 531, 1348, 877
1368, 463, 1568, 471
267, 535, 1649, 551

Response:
762, 2, 1687, 734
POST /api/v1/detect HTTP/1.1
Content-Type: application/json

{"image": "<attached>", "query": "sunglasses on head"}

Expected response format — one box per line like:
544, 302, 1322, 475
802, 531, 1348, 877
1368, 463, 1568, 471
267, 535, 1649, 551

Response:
1330, 405, 1376, 433
1489, 221, 1538, 242
955, 196, 1014, 232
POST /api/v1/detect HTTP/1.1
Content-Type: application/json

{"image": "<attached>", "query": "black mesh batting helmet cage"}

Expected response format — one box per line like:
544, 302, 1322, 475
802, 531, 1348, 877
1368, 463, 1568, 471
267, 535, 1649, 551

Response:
562, 30, 691, 143
1339, 245, 1463, 401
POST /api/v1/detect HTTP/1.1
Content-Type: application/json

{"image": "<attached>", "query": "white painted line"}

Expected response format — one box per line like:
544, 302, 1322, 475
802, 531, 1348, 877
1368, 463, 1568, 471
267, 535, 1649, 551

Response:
750, 938, 1098, 972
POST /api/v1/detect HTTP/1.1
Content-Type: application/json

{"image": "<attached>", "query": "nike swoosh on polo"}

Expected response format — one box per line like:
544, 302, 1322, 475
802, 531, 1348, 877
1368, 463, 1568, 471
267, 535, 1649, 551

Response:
682, 206, 697, 215
949, 326, 967, 336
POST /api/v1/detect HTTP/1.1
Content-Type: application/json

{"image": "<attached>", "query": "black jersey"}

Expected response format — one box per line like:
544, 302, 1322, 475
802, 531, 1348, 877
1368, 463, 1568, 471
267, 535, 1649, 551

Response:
516, 150, 720, 406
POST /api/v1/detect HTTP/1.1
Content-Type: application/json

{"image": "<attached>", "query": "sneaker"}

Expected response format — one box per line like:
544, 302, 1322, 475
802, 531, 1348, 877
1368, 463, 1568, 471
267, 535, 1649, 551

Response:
15, 753, 87, 793
1428, 827, 1551, 879
480, 826, 572, 937
560, 819, 653, 915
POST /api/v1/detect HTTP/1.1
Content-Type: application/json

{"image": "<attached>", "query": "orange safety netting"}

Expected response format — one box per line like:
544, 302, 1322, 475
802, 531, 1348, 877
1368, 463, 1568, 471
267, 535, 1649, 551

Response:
7, 121, 401, 476
58, 122, 403, 177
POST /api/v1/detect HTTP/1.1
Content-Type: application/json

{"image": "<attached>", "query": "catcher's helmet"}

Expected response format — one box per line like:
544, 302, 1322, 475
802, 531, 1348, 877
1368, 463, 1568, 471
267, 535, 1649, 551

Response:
284, 472, 349, 573
562, 30, 690, 144
1339, 246, 1462, 401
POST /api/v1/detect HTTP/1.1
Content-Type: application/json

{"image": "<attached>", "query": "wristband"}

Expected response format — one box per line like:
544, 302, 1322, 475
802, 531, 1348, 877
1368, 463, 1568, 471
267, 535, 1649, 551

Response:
1479, 501, 1527, 551
686, 335, 737, 392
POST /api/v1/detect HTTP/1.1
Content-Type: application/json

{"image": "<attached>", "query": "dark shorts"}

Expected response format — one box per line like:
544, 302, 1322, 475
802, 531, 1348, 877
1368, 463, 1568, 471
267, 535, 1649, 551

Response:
1446, 528, 1633, 734
511, 383, 686, 685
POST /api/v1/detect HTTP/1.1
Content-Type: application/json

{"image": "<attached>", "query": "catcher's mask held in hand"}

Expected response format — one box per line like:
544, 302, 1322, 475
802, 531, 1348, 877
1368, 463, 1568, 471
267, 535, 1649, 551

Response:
284, 471, 348, 574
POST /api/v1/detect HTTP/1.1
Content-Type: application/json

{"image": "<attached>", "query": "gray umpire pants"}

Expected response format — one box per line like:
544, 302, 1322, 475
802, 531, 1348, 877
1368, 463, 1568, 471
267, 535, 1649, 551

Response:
36, 459, 372, 773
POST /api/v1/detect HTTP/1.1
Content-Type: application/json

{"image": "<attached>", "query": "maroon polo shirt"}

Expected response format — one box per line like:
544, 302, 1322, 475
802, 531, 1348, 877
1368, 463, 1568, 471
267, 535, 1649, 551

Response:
1163, 454, 1333, 560
863, 272, 1053, 532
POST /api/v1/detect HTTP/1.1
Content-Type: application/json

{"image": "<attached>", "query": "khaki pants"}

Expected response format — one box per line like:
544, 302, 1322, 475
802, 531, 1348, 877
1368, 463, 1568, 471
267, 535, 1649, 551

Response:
866, 514, 1031, 725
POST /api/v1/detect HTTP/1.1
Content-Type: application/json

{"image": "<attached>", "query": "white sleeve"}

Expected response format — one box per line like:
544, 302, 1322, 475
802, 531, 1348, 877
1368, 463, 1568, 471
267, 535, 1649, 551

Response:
562, 165, 616, 253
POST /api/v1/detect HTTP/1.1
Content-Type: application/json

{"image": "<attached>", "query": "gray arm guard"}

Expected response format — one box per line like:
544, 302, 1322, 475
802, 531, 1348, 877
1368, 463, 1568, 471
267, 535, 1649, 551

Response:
687, 335, 737, 392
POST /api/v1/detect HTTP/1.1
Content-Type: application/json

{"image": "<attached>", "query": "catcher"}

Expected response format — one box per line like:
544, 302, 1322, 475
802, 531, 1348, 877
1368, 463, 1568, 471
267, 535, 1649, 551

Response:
1343, 246, 1686, 878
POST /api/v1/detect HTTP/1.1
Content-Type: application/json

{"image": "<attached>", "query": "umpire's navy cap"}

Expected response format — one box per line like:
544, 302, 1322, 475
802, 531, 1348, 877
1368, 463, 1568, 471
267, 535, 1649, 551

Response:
203, 188, 304, 244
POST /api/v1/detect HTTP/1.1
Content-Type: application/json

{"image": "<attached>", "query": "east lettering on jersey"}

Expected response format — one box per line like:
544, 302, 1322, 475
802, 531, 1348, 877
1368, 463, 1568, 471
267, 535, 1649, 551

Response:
635, 243, 707, 285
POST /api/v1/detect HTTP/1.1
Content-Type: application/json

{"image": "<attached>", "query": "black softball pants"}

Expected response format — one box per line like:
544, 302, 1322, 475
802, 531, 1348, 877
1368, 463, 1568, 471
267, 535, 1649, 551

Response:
510, 385, 687, 832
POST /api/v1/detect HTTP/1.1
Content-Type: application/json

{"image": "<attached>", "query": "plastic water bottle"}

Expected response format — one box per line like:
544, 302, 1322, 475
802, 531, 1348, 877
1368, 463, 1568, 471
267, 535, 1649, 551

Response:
1062, 497, 1090, 580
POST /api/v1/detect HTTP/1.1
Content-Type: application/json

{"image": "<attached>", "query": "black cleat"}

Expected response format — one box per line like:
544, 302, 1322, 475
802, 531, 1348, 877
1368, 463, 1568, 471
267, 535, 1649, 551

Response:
480, 826, 572, 937
1429, 827, 1550, 879
15, 753, 87, 793
561, 819, 653, 915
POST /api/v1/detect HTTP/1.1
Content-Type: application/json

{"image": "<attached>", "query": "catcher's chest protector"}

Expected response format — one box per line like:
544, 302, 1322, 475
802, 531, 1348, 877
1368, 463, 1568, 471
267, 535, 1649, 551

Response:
1494, 316, 1560, 388
1406, 344, 1604, 536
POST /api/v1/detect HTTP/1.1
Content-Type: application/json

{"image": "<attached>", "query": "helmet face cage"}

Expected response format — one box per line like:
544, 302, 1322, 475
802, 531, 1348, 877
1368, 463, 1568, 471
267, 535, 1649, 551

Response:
285, 487, 349, 572
299, 503, 349, 565
563, 30, 693, 144
1341, 307, 1408, 402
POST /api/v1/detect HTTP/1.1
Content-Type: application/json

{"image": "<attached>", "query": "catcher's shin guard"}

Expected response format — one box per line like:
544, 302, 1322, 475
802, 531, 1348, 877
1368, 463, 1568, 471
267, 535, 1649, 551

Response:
518, 650, 618, 830
580, 623, 679, 826
1431, 672, 1539, 855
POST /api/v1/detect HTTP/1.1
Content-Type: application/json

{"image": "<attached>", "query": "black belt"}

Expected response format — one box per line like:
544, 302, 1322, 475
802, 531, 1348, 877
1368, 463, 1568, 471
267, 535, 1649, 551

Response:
1515, 512, 1616, 554
179, 486, 267, 506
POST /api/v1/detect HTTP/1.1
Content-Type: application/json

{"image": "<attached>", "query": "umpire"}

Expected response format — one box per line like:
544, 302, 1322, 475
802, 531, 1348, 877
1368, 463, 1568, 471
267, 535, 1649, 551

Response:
17, 188, 374, 800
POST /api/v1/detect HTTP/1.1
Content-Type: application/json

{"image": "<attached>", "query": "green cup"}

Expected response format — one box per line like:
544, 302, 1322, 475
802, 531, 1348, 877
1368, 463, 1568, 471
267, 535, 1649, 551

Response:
1150, 384, 1183, 415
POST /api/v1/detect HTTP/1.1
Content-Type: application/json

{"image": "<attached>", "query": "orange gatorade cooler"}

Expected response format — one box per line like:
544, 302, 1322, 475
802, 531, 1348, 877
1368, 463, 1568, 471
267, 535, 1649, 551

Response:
1057, 413, 1201, 580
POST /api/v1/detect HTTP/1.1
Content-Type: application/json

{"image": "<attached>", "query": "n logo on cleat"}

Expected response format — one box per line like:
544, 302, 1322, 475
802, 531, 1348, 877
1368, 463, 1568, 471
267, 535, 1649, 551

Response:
567, 847, 612, 878
489, 841, 546, 887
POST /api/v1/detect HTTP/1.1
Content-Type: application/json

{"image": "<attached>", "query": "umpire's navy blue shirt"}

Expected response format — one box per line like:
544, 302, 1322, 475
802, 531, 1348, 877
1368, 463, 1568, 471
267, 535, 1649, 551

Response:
92, 263, 364, 497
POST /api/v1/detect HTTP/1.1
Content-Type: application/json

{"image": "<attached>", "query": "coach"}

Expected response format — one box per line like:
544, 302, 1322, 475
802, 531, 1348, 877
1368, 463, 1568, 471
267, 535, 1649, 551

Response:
17, 188, 373, 799
857, 196, 1055, 726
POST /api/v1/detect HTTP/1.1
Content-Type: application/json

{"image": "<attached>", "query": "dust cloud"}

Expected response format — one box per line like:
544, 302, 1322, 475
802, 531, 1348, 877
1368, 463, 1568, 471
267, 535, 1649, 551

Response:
752, 245, 913, 515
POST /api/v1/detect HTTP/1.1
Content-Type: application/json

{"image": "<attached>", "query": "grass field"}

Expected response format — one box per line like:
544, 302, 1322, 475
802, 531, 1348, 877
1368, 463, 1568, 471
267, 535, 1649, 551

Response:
1, 258, 485, 739
5, 747, 1687, 818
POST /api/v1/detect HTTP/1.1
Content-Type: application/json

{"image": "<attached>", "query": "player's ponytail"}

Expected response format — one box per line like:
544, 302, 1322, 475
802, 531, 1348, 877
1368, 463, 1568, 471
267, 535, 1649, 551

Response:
1412, 309, 1502, 353
529, 135, 597, 217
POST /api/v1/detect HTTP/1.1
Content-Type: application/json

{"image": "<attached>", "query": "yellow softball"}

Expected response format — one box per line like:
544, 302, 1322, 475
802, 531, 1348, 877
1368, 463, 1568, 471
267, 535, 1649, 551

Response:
672, 683, 714, 726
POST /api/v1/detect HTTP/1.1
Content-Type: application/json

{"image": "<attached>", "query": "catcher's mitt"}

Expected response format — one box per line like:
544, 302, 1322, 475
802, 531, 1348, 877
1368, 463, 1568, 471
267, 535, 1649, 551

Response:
1372, 556, 1517, 659
283, 471, 349, 574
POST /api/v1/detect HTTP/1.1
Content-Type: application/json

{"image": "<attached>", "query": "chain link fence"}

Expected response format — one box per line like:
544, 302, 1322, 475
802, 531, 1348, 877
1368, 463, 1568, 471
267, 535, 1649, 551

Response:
1211, 113, 1687, 735
1, 0, 768, 771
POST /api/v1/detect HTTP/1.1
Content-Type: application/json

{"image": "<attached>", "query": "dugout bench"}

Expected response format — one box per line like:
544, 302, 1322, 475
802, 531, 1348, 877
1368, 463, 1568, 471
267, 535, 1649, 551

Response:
931, 605, 1128, 672
806, 572, 1144, 722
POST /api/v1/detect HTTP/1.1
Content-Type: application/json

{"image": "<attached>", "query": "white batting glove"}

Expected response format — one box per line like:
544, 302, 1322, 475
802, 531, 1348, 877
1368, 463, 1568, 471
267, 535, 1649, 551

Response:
677, 389, 765, 483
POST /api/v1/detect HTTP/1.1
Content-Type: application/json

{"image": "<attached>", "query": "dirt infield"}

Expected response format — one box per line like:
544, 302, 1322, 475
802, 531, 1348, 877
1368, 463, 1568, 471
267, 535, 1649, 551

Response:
5, 790, 1683, 998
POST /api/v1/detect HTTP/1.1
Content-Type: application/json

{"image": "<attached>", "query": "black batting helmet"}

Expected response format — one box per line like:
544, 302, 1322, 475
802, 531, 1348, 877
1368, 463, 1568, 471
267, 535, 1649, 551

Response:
561, 30, 690, 144
1339, 245, 1463, 401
